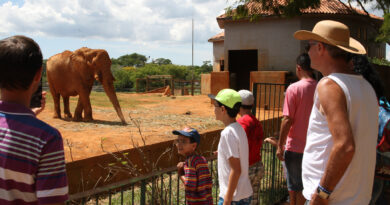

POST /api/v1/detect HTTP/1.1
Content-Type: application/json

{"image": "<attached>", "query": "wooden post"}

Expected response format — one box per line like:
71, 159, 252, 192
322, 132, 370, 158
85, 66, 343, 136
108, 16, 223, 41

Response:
146, 77, 149, 92
171, 78, 175, 96
136, 79, 139, 93
191, 80, 194, 96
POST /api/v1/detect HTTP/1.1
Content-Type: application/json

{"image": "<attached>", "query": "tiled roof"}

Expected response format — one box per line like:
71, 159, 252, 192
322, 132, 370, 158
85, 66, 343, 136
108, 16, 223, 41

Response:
217, 0, 383, 27
208, 32, 225, 42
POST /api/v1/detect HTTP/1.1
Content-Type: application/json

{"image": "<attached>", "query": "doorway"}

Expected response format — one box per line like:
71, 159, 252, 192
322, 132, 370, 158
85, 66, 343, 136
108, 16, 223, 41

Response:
228, 50, 258, 90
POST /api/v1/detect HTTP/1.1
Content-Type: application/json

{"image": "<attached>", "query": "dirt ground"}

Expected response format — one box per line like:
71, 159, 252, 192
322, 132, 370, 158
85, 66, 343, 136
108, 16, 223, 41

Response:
37, 93, 224, 162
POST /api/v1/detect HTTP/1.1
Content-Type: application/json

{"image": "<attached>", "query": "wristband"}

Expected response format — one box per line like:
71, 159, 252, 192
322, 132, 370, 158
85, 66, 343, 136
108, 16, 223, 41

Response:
318, 184, 332, 194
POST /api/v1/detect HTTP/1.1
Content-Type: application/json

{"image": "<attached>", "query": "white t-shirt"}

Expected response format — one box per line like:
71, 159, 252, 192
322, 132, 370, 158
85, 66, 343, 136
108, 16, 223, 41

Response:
302, 73, 378, 205
218, 122, 253, 201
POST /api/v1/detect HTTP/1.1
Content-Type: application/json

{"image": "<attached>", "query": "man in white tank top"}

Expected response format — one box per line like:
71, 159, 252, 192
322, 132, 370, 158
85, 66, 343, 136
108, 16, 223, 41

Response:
293, 20, 379, 205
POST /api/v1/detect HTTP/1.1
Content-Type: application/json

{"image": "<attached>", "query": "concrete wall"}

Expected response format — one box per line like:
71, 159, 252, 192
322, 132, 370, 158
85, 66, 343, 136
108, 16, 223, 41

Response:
223, 18, 301, 73
67, 129, 223, 196
213, 41, 224, 72
250, 71, 288, 109
250, 71, 288, 90
201, 74, 211, 94
210, 71, 230, 95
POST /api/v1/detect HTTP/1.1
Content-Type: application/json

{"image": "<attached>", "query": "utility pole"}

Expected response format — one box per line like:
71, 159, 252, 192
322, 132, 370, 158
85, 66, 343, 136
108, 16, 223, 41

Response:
192, 18, 194, 79
191, 18, 195, 96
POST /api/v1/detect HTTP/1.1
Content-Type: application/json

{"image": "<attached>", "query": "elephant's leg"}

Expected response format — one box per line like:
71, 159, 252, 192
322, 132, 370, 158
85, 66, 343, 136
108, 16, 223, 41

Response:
52, 92, 61, 119
73, 97, 83, 121
79, 91, 93, 121
63, 96, 72, 119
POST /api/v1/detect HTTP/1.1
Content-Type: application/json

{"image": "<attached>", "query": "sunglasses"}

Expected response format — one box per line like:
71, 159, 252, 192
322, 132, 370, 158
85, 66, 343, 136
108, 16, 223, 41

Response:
305, 41, 318, 52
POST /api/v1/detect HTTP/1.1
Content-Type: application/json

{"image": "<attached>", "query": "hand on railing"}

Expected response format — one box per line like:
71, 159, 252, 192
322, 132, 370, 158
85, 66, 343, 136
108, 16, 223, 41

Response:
177, 162, 184, 176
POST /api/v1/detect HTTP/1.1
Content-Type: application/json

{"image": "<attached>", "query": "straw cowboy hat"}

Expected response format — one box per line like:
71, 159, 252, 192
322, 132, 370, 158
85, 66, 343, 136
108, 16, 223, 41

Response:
294, 20, 366, 54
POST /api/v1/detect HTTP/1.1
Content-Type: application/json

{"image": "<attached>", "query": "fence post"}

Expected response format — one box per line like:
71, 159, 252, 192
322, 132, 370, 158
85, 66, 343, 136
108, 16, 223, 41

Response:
136, 79, 140, 93
252, 83, 257, 115
171, 79, 175, 96
141, 180, 146, 205
191, 80, 194, 96
146, 77, 149, 92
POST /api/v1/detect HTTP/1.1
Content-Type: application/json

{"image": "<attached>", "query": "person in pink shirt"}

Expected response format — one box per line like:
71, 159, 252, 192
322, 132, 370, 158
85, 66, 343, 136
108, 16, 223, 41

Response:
277, 53, 317, 205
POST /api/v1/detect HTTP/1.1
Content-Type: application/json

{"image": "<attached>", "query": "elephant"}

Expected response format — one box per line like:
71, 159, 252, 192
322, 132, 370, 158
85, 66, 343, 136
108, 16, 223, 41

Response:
46, 47, 126, 124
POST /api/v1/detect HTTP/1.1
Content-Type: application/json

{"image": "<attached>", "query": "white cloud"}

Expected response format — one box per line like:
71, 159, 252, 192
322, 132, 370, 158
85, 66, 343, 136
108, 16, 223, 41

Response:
0, 0, 226, 44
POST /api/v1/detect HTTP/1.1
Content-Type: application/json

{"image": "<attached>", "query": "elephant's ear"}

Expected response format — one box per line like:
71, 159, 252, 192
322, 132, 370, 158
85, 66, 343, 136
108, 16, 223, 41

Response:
92, 50, 112, 84
91, 54, 104, 83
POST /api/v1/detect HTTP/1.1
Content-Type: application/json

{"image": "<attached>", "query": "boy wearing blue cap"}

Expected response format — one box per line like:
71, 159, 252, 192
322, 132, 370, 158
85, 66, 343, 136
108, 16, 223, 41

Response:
208, 89, 253, 205
174, 127, 213, 205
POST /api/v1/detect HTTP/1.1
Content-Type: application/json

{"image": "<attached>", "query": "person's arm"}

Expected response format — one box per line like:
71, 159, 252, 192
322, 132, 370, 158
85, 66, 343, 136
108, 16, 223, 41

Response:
223, 157, 241, 205
177, 162, 185, 183
32, 91, 46, 115
310, 78, 355, 205
277, 116, 293, 161
36, 130, 68, 205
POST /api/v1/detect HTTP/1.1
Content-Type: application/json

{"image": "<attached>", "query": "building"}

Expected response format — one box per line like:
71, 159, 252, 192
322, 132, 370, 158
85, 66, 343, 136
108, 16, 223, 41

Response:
207, 0, 384, 91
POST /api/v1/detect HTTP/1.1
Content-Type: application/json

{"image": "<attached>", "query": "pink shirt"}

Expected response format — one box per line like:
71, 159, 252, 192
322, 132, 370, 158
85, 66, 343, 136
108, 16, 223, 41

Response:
283, 78, 317, 153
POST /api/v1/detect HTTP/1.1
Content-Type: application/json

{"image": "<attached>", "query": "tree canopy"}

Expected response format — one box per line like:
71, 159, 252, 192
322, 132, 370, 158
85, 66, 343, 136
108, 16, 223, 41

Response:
226, 0, 390, 44
152, 58, 172, 65
111, 53, 148, 67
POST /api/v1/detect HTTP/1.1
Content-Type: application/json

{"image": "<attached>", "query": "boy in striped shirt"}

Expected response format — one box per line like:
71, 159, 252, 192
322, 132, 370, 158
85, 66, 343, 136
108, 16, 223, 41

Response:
0, 35, 68, 204
174, 127, 213, 205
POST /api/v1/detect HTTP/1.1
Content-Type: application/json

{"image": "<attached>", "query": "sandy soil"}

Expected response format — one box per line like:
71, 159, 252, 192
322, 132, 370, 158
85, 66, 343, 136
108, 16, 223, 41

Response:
37, 93, 224, 162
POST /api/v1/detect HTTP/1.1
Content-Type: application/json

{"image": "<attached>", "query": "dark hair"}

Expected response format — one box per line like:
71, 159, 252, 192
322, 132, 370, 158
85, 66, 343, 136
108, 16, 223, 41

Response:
323, 43, 351, 62
216, 101, 241, 118
296, 53, 312, 71
0, 35, 43, 90
351, 54, 384, 100
241, 104, 253, 110
188, 137, 197, 144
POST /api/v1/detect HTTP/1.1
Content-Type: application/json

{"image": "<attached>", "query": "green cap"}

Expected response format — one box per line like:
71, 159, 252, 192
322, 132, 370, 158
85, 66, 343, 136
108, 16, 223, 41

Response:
208, 89, 242, 109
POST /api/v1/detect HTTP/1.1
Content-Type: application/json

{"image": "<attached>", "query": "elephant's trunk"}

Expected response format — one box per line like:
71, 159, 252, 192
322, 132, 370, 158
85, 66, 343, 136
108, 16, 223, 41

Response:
103, 82, 127, 125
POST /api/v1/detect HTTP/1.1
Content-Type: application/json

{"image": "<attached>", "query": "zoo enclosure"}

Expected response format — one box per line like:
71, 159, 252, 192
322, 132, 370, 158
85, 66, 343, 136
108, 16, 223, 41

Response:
136, 75, 201, 96
66, 82, 288, 205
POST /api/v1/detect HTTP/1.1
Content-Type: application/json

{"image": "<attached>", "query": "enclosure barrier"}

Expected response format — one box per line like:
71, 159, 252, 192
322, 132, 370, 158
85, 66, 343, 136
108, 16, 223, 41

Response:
66, 82, 288, 204
67, 146, 286, 205
136, 75, 200, 96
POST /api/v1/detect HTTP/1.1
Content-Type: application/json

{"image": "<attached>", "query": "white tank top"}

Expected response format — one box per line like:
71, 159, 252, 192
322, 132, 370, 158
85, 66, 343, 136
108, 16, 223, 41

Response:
302, 73, 378, 205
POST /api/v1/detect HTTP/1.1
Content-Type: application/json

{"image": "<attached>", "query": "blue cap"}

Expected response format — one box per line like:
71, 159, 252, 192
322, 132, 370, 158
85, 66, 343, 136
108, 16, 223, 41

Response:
172, 127, 200, 144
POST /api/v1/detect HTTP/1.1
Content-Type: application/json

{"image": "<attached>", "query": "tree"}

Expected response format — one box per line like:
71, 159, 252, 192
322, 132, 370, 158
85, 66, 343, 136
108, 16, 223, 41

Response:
226, 0, 390, 44
111, 53, 147, 67
152, 58, 172, 65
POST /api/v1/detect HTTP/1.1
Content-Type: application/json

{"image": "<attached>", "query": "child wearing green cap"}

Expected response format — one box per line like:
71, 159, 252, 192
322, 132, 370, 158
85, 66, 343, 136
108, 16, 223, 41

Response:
208, 89, 253, 205
174, 127, 213, 205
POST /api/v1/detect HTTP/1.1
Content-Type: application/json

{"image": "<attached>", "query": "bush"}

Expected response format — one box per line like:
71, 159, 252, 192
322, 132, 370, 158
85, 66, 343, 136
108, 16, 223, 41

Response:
111, 57, 213, 91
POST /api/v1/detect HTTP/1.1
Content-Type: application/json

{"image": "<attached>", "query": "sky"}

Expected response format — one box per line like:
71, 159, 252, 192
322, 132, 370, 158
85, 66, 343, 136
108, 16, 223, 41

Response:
0, 0, 386, 66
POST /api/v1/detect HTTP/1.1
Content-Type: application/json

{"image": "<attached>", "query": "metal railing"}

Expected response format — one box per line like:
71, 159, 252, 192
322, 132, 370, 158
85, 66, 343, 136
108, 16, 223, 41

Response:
67, 82, 289, 204
67, 146, 286, 205
253, 82, 289, 204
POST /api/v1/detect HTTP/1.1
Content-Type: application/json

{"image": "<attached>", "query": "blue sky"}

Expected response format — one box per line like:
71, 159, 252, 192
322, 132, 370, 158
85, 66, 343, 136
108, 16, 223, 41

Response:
0, 0, 386, 65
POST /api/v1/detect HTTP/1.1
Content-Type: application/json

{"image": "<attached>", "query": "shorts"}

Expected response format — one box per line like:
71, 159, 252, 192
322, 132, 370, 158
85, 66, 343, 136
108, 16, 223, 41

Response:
284, 150, 303, 191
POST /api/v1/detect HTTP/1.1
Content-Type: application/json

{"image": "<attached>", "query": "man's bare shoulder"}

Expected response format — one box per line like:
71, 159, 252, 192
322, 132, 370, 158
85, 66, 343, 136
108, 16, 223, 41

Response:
317, 77, 343, 96
317, 77, 347, 115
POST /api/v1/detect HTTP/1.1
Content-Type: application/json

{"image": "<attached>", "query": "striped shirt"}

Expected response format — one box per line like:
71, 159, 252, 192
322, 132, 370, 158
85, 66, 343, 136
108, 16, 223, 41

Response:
183, 155, 212, 205
0, 101, 68, 205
